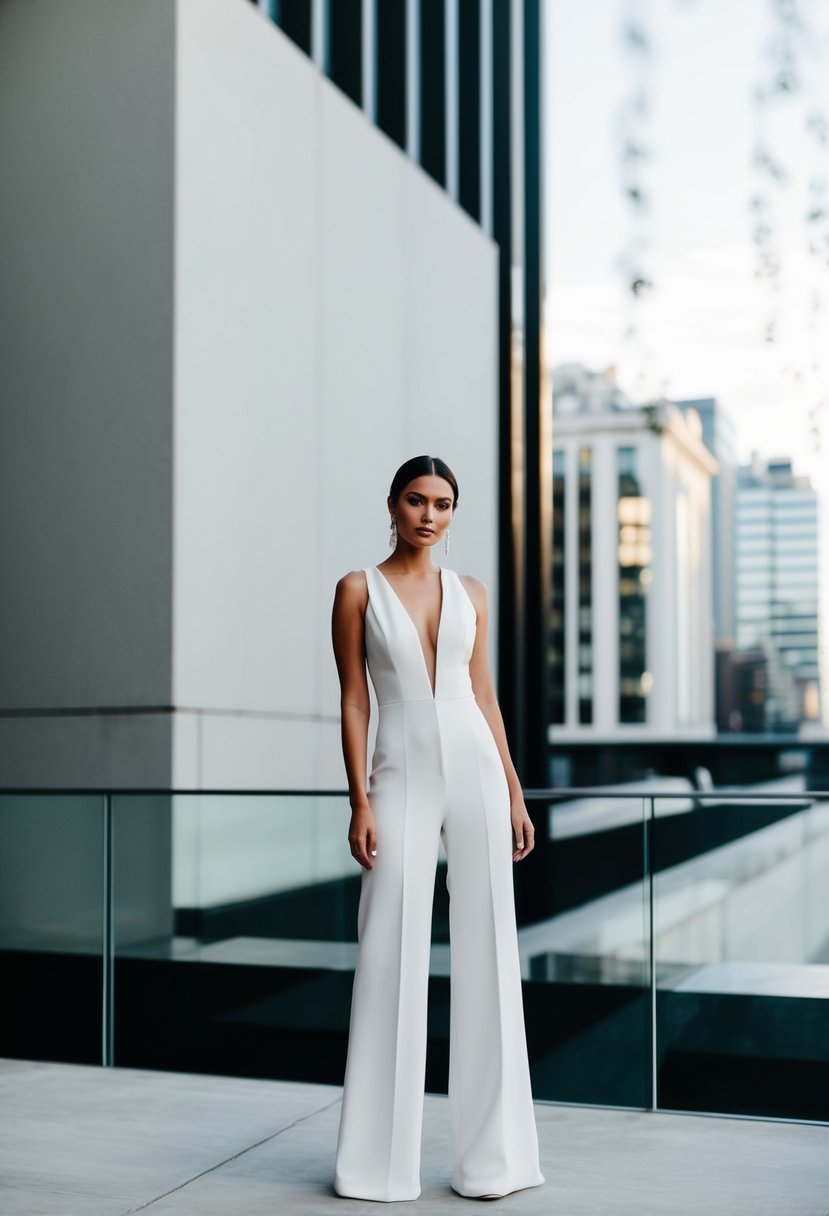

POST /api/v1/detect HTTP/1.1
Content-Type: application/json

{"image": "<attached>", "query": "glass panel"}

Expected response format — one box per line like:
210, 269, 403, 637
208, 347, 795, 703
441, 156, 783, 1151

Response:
377, 0, 406, 150
654, 793, 829, 1121
112, 793, 355, 1082
420, 0, 446, 186
523, 793, 651, 1107
458, 0, 481, 220
0, 794, 104, 1064
108, 790, 652, 1106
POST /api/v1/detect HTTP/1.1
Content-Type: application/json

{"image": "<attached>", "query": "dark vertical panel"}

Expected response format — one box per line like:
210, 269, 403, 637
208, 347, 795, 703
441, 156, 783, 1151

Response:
458, 0, 480, 219
618, 449, 649, 724
492, 0, 518, 761
550, 451, 566, 724
276, 0, 312, 55
420, 0, 446, 185
329, 0, 363, 105
578, 448, 594, 724
377, 0, 407, 149
523, 0, 547, 793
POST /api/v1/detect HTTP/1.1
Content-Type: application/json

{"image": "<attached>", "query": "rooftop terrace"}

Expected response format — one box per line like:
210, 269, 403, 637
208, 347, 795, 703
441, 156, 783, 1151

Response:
2, 1058, 828, 1215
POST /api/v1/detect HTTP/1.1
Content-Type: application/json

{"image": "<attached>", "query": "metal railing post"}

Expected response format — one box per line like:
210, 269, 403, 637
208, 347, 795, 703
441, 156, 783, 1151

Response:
102, 792, 114, 1066
648, 794, 656, 1111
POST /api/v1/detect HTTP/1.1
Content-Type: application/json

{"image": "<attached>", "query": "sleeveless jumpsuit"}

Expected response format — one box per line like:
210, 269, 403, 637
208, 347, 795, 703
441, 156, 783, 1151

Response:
333, 565, 545, 1202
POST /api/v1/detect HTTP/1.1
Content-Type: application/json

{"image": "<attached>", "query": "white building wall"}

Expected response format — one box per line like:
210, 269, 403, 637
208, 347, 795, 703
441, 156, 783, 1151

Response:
591, 437, 619, 733
660, 428, 715, 732
674, 486, 691, 723
172, 0, 498, 804
563, 444, 580, 727
0, 0, 176, 786
0, 0, 498, 794
1, 0, 498, 909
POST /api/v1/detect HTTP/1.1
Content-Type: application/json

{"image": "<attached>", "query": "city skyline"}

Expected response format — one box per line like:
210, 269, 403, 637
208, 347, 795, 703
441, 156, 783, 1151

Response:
544, 0, 829, 485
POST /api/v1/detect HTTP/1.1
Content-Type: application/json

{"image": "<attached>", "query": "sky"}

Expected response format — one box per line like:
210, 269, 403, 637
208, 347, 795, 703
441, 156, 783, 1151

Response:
543, 0, 829, 483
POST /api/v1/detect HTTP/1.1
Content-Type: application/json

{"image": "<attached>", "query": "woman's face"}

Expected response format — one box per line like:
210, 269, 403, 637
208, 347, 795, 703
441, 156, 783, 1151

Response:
391, 475, 454, 550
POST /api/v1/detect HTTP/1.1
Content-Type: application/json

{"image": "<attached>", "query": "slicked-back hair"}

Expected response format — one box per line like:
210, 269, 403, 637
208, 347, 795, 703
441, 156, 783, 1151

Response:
388, 455, 459, 509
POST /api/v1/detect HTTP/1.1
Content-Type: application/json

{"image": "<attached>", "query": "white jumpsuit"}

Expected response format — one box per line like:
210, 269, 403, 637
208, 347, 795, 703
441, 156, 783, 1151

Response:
333, 564, 545, 1202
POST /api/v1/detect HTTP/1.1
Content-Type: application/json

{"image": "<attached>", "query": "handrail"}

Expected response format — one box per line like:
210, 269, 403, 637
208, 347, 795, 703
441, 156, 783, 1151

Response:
0, 786, 827, 798
524, 787, 829, 800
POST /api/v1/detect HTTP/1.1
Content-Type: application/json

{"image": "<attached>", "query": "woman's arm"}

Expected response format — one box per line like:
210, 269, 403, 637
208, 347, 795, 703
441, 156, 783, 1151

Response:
331, 571, 377, 869
462, 574, 536, 862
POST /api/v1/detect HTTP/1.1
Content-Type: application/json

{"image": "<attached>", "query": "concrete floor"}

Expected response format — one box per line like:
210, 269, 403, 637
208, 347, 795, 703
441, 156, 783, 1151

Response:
2, 1058, 828, 1215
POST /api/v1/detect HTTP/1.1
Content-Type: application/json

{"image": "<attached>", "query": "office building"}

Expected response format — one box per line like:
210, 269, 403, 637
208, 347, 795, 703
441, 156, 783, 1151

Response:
550, 364, 718, 739
734, 456, 822, 730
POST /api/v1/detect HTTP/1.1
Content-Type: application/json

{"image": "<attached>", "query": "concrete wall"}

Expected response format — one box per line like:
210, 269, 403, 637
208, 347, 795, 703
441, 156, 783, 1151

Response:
169, 0, 497, 904
171, 0, 498, 795
0, 0, 499, 798
0, 0, 175, 785
0, 0, 498, 911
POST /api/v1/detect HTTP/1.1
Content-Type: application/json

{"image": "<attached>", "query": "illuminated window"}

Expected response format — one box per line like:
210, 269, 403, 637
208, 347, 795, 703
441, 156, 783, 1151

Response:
617, 447, 650, 724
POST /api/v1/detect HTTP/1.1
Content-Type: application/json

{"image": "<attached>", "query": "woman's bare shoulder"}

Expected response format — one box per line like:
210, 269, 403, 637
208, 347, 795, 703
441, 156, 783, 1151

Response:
334, 568, 369, 605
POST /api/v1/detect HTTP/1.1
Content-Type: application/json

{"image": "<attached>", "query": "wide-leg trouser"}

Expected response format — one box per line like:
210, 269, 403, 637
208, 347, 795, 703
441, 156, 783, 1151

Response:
333, 697, 545, 1201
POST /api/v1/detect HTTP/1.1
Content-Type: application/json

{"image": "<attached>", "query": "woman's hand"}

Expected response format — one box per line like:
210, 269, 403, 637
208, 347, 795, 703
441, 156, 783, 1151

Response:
510, 793, 536, 862
348, 802, 378, 870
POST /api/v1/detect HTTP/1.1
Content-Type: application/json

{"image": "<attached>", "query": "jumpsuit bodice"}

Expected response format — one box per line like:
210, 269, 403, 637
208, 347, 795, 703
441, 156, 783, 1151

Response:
363, 565, 478, 705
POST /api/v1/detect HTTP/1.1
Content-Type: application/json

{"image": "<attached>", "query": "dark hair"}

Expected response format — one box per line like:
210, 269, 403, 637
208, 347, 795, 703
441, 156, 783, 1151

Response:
389, 455, 459, 508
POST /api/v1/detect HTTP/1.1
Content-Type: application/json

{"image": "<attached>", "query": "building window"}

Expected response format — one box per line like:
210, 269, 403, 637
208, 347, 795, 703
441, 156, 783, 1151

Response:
420, 0, 447, 186
377, 0, 407, 150
328, 0, 363, 105
578, 447, 593, 724
458, 0, 481, 220
550, 449, 566, 724
273, 0, 312, 56
617, 447, 651, 724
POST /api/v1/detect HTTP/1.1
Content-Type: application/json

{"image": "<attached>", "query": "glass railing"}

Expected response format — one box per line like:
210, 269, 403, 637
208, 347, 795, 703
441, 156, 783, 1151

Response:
1, 785, 827, 1123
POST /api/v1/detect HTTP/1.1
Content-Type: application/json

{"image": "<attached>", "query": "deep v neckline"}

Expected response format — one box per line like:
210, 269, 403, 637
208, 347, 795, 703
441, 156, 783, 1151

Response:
374, 565, 445, 699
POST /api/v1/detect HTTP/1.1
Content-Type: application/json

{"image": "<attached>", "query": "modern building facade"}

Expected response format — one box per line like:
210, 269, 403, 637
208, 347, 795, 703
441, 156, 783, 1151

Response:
734, 456, 822, 730
0, 0, 545, 949
674, 397, 741, 735
0, 0, 547, 791
674, 397, 737, 644
248, 0, 551, 784
550, 364, 718, 740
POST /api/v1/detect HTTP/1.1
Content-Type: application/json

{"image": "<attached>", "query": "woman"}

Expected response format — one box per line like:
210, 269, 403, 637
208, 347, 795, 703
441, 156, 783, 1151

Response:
331, 454, 545, 1202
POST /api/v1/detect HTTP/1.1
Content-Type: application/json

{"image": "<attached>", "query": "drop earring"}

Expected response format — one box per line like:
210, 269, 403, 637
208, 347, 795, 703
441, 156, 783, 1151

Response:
389, 516, 397, 549
444, 528, 450, 555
